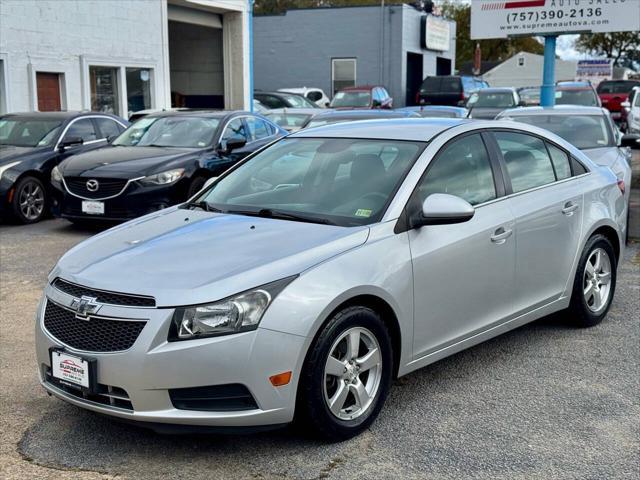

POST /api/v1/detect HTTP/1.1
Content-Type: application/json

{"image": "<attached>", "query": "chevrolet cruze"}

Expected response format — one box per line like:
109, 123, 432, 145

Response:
36, 119, 625, 440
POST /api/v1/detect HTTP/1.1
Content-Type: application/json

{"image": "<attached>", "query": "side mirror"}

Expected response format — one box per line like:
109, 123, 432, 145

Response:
58, 136, 84, 152
621, 101, 631, 109
518, 100, 527, 107
372, 99, 382, 108
411, 193, 475, 228
324, 101, 330, 107
457, 100, 466, 107
106, 134, 118, 143
219, 135, 247, 155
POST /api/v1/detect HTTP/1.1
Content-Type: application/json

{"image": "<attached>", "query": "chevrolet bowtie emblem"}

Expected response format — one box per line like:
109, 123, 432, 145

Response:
70, 295, 101, 319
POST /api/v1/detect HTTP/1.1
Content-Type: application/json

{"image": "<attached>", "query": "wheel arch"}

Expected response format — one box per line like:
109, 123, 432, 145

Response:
583, 221, 621, 263
303, 293, 403, 380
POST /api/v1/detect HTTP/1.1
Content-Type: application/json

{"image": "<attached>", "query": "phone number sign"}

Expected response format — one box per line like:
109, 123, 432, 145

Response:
471, 0, 640, 39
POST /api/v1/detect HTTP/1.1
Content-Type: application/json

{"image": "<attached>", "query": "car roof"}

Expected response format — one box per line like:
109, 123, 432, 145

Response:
145, 110, 246, 119
498, 105, 607, 117
256, 91, 305, 97
264, 108, 319, 114
1, 111, 107, 120
478, 87, 516, 93
308, 109, 413, 119
341, 85, 379, 91
556, 84, 595, 91
291, 118, 468, 141
400, 106, 466, 112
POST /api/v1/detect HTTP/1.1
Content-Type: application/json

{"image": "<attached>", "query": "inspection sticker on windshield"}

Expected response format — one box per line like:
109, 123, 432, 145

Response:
355, 209, 372, 218
51, 350, 91, 389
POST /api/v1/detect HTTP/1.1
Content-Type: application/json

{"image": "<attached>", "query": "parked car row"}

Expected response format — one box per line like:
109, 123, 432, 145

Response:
1, 110, 286, 224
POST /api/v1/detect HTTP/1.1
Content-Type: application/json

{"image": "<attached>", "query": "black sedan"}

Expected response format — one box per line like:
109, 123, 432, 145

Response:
0, 111, 128, 223
52, 111, 286, 223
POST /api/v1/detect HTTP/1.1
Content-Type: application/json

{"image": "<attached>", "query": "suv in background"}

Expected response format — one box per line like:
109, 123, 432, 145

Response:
329, 86, 393, 110
254, 91, 319, 110
597, 80, 640, 123
417, 76, 489, 106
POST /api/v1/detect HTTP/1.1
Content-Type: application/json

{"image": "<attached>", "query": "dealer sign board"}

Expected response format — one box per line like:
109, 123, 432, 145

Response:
471, 0, 640, 39
421, 15, 451, 51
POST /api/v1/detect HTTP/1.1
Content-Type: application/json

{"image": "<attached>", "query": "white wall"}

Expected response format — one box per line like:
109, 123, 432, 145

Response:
0, 0, 171, 115
483, 52, 577, 88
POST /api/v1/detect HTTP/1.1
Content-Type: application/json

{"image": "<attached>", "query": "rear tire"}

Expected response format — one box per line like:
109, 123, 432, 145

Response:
297, 306, 393, 441
568, 234, 617, 328
11, 176, 47, 224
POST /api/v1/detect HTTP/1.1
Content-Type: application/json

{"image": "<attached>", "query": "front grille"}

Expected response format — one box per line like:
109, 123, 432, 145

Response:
43, 300, 146, 352
64, 176, 128, 199
53, 278, 156, 307
44, 366, 133, 410
169, 384, 258, 412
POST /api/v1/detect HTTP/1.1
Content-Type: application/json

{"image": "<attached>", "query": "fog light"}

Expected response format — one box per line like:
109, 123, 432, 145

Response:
269, 371, 292, 387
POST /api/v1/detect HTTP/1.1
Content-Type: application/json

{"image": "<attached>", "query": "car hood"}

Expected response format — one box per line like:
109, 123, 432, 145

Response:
51, 208, 370, 307
581, 147, 621, 168
0, 145, 48, 164
59, 146, 199, 178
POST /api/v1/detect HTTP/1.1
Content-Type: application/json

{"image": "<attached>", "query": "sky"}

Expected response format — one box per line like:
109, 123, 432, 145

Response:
555, 35, 584, 61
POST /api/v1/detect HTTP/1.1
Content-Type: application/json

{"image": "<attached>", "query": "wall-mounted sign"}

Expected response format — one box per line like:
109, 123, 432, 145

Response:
471, 0, 640, 39
421, 15, 450, 51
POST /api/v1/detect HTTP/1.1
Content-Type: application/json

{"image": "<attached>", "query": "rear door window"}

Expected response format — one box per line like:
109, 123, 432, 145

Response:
494, 131, 556, 193
63, 118, 98, 142
95, 118, 124, 138
546, 143, 571, 180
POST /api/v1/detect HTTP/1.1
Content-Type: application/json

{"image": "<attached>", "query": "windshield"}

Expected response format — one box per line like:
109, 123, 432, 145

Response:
518, 89, 540, 106
282, 94, 317, 109
555, 89, 598, 106
198, 138, 424, 226
468, 91, 516, 108
330, 91, 371, 108
113, 116, 220, 148
0, 118, 63, 147
266, 113, 314, 129
507, 114, 611, 149
597, 81, 640, 94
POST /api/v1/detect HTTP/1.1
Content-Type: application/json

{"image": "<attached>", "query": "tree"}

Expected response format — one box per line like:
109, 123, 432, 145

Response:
576, 32, 640, 67
439, 1, 543, 67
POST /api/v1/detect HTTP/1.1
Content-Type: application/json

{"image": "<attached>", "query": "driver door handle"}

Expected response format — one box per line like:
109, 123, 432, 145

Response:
491, 227, 513, 244
562, 202, 579, 216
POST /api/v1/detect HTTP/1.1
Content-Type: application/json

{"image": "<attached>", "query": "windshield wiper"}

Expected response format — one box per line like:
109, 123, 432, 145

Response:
181, 201, 221, 213
226, 208, 334, 225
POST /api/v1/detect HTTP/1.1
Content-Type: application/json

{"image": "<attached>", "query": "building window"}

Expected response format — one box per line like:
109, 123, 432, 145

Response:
90, 66, 119, 114
332, 58, 356, 95
0, 59, 7, 114
126, 68, 152, 116
518, 56, 525, 67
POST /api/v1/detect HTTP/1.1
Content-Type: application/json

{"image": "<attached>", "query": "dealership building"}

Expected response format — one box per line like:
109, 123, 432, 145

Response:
253, 4, 456, 107
0, 0, 251, 117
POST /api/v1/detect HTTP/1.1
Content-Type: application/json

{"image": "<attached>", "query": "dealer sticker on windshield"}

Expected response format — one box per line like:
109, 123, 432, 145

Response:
51, 350, 91, 389
354, 209, 372, 218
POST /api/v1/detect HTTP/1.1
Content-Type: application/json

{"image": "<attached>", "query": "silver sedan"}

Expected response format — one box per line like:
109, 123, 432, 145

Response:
35, 118, 626, 440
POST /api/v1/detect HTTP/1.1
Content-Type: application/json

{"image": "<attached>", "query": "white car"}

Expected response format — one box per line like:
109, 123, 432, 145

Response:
623, 86, 640, 137
278, 87, 330, 108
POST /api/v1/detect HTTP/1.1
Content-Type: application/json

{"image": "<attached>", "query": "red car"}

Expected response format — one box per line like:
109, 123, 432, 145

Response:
597, 80, 640, 123
329, 85, 393, 110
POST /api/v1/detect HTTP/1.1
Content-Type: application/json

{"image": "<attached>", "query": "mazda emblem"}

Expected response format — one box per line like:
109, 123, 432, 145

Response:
86, 179, 99, 192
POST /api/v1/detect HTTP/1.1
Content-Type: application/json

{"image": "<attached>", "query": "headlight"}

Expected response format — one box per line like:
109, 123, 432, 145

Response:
169, 276, 297, 341
139, 168, 184, 186
0, 161, 21, 179
51, 165, 62, 183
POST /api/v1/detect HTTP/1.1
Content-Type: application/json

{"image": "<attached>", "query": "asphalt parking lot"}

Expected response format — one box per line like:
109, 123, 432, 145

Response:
1, 152, 639, 480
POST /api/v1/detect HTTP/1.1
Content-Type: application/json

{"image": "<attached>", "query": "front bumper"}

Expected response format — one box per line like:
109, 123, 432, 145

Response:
54, 179, 188, 222
35, 284, 307, 428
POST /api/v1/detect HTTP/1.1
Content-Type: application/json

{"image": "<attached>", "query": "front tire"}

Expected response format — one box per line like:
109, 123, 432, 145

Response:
11, 176, 47, 224
568, 234, 617, 328
297, 306, 393, 441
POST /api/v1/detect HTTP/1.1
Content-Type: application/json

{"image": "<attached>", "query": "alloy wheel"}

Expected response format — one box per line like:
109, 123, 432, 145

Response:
18, 180, 45, 221
323, 327, 382, 421
583, 247, 612, 313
